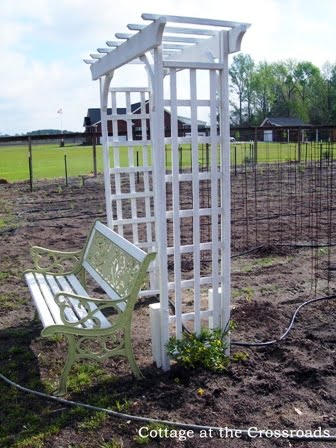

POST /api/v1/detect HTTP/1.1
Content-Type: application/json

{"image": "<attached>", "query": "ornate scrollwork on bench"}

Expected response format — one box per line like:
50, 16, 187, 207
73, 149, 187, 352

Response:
55, 292, 123, 328
86, 232, 141, 298
31, 247, 83, 275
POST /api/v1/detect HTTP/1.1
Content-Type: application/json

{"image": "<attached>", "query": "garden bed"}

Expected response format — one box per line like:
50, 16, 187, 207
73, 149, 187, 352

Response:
0, 175, 335, 448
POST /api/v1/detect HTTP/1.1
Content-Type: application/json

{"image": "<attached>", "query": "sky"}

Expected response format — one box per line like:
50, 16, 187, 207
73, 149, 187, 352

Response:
0, 0, 335, 135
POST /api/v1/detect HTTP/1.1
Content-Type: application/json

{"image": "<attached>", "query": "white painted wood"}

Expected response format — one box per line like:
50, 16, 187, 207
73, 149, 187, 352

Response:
100, 75, 114, 229
109, 87, 150, 93
25, 272, 56, 328
141, 13, 250, 28
164, 135, 220, 145
115, 33, 134, 40
34, 273, 64, 325
125, 91, 139, 245
107, 113, 150, 120
164, 26, 217, 36
209, 69, 221, 330
90, 18, 167, 79
106, 41, 122, 47
164, 99, 211, 106
149, 303, 162, 367
25, 271, 111, 330
163, 43, 186, 50
44, 274, 78, 324
65, 275, 111, 329
111, 216, 155, 226
219, 30, 231, 354
164, 61, 224, 69
108, 140, 149, 148
165, 33, 219, 64
110, 191, 153, 201
228, 25, 249, 53
111, 166, 152, 174
166, 242, 218, 255
168, 309, 213, 323
128, 23, 217, 36
151, 44, 170, 370
169, 68, 183, 339
54, 276, 95, 328
190, 69, 201, 335
168, 276, 214, 289
165, 172, 220, 182
97, 48, 112, 54
110, 90, 123, 235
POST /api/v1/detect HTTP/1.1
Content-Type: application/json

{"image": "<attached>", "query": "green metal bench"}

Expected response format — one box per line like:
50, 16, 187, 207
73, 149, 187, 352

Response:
24, 220, 156, 395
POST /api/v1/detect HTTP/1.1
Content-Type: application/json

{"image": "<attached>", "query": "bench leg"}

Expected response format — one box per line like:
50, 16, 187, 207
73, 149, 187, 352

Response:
55, 334, 76, 396
124, 331, 143, 379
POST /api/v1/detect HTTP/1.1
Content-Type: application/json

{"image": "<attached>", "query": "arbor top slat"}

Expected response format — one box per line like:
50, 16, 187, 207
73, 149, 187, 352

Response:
86, 13, 250, 79
141, 13, 250, 29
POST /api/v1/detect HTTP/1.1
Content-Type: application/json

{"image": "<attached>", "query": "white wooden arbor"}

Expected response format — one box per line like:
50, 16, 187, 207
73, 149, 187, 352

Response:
85, 14, 249, 370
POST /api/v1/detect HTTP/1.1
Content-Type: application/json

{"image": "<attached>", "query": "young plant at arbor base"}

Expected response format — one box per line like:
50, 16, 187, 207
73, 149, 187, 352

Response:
166, 327, 230, 373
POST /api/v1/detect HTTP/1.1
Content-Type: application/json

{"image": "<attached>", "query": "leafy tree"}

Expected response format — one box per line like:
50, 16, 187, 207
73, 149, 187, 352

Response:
251, 61, 277, 124
229, 54, 335, 126
229, 53, 255, 125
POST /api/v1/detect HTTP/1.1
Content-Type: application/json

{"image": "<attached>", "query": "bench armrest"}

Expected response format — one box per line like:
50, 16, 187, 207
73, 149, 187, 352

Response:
55, 292, 126, 328
26, 246, 84, 275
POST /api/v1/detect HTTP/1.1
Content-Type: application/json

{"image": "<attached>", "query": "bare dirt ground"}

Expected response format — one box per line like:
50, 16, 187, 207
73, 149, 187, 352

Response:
0, 174, 335, 448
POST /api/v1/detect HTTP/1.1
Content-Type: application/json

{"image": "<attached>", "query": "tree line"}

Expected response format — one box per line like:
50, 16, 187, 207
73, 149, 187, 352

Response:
229, 54, 336, 126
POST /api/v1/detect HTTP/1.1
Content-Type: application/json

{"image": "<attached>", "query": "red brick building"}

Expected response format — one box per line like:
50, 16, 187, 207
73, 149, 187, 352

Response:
83, 101, 207, 143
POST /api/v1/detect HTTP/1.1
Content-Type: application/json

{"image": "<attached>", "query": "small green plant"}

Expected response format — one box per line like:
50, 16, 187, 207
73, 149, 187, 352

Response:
114, 398, 130, 413
318, 247, 328, 257
232, 287, 255, 301
233, 351, 249, 363
134, 434, 150, 446
78, 411, 108, 430
259, 284, 279, 294
166, 327, 230, 372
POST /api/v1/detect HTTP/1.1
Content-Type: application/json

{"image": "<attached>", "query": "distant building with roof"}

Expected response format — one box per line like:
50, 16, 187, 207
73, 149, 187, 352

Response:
83, 102, 207, 143
260, 116, 311, 142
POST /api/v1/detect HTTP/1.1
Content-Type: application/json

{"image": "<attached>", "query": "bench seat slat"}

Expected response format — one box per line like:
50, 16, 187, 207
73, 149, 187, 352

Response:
34, 273, 66, 325
25, 272, 56, 328
65, 275, 111, 329
26, 272, 113, 330
54, 276, 96, 329
44, 275, 81, 325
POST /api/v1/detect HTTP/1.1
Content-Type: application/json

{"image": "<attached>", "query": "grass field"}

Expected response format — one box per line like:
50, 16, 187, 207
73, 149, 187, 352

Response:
0, 141, 334, 182
0, 144, 104, 182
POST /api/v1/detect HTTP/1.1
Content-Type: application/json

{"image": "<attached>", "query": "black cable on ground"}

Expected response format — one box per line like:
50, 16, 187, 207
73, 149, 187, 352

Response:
0, 373, 335, 442
231, 294, 336, 347
169, 294, 336, 348
1, 297, 336, 442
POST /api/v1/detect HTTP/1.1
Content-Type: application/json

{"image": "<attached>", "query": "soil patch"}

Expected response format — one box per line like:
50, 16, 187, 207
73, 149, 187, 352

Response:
0, 176, 335, 448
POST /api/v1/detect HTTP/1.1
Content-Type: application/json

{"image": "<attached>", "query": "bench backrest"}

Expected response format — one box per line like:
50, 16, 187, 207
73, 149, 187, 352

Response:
82, 221, 154, 303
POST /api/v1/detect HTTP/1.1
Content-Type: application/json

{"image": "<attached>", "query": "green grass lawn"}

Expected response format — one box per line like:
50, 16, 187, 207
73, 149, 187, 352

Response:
0, 141, 333, 182
0, 144, 104, 182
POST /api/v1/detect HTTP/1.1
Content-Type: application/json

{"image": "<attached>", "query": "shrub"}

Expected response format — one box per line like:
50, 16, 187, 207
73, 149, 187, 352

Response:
166, 327, 230, 373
